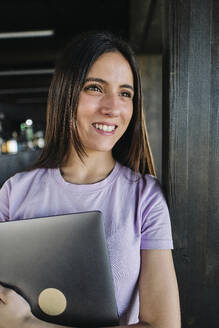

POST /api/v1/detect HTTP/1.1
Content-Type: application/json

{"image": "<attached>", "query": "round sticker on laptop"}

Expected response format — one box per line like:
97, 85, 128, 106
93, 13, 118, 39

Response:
38, 288, 67, 316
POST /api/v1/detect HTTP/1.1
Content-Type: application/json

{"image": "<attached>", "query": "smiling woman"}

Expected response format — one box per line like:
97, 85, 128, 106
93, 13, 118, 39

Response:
0, 31, 181, 328
29, 31, 155, 176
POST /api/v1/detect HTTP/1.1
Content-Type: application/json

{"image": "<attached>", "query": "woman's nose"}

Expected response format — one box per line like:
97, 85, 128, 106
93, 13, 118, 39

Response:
99, 94, 120, 116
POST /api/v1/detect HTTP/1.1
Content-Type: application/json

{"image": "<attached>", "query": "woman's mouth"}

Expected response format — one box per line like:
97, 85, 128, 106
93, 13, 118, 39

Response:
92, 123, 117, 132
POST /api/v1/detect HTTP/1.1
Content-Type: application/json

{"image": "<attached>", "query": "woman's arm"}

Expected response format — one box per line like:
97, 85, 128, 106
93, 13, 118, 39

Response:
0, 250, 180, 328
114, 249, 181, 328
137, 249, 181, 328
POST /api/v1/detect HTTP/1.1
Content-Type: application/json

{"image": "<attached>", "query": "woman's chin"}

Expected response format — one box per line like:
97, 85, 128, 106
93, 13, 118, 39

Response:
85, 145, 115, 155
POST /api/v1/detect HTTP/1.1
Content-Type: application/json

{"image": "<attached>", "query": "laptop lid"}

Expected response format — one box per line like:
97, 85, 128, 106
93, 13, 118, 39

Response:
0, 211, 119, 327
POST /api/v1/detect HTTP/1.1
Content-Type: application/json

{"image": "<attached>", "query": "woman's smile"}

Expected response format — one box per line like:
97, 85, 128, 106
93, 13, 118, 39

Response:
92, 122, 118, 136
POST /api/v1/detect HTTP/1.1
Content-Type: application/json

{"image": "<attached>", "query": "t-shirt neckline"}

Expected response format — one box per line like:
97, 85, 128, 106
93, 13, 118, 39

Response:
50, 161, 121, 192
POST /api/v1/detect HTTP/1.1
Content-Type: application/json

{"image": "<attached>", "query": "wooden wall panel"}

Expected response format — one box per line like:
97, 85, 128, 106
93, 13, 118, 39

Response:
162, 0, 219, 327
206, 0, 219, 320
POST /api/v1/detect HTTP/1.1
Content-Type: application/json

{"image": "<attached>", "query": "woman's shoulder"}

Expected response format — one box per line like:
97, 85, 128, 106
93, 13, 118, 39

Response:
2, 167, 49, 191
117, 163, 165, 201
117, 162, 159, 187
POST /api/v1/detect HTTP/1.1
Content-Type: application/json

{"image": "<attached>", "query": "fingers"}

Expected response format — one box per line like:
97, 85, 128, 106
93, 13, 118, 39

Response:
0, 284, 31, 314
0, 285, 16, 305
0, 284, 8, 304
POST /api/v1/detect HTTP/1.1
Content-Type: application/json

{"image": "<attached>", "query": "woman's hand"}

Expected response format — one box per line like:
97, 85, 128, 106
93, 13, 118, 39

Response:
0, 284, 33, 328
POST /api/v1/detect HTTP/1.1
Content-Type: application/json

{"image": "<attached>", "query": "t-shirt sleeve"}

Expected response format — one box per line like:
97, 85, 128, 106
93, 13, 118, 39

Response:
140, 176, 173, 250
0, 179, 11, 221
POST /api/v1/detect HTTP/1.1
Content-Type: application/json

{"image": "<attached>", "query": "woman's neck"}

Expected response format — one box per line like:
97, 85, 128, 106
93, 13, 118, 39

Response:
60, 150, 116, 184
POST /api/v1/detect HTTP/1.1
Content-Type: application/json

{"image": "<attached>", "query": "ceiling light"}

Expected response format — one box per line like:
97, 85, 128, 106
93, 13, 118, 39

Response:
0, 30, 54, 39
0, 69, 54, 76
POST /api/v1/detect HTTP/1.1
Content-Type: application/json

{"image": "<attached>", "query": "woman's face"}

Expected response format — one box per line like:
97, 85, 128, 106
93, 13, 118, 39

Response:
76, 51, 134, 156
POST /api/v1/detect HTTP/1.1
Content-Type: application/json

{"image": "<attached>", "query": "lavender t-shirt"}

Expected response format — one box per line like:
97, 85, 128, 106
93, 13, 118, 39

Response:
0, 162, 173, 325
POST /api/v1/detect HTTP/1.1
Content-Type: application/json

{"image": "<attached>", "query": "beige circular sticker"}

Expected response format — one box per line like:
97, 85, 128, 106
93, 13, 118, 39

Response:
38, 288, 67, 316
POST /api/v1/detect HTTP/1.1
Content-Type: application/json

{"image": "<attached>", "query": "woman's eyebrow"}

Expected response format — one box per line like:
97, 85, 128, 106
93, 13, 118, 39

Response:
85, 77, 134, 91
120, 84, 134, 91
85, 77, 106, 84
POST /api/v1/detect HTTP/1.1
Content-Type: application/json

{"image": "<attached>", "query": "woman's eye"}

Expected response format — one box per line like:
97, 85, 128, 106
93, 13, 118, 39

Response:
120, 91, 132, 98
84, 84, 101, 92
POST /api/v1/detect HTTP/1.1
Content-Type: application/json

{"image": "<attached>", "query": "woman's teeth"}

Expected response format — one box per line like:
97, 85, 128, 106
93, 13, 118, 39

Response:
93, 123, 116, 132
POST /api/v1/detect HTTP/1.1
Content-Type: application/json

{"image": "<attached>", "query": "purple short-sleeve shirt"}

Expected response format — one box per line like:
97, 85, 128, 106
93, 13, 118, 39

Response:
0, 162, 173, 325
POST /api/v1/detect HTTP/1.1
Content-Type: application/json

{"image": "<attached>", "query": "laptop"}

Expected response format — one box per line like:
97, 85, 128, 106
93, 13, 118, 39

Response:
0, 211, 119, 327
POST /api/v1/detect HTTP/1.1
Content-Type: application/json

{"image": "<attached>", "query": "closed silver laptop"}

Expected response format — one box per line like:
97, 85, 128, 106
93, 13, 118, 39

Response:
0, 211, 119, 327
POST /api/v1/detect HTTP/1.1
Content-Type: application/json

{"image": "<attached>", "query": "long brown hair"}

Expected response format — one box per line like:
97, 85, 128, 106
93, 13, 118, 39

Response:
31, 31, 156, 176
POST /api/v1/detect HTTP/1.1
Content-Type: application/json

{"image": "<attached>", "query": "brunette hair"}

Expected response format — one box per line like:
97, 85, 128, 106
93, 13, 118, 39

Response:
32, 31, 156, 175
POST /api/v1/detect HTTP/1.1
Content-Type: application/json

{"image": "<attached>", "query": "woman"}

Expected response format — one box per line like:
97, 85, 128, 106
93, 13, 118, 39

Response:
0, 31, 181, 328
